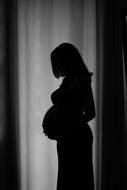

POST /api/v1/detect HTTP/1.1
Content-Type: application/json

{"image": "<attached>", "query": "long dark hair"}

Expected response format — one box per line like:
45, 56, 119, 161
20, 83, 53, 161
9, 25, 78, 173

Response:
50, 43, 93, 80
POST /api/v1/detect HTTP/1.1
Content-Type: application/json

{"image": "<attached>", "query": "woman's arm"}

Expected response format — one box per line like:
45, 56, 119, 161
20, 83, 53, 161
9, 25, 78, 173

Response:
51, 76, 96, 124
67, 76, 95, 123
51, 75, 85, 105
82, 84, 96, 123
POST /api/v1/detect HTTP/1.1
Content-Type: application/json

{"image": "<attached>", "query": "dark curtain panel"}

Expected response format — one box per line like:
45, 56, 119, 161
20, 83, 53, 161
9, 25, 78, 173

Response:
0, 1, 7, 190
96, 0, 127, 189
3, 0, 20, 190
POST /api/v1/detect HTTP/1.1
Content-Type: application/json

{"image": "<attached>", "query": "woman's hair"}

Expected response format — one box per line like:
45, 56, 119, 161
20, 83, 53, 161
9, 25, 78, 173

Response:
50, 43, 93, 80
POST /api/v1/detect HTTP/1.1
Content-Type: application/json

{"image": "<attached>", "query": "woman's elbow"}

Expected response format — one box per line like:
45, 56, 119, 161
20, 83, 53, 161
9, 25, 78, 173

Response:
85, 110, 96, 123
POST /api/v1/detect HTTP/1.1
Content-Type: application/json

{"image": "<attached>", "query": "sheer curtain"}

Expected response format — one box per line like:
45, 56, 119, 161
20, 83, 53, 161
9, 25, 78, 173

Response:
17, 1, 96, 190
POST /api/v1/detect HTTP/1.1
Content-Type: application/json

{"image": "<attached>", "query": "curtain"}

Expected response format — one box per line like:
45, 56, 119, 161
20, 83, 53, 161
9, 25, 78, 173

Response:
17, 1, 97, 190
0, 2, 6, 190
96, 0, 127, 189
0, 1, 20, 190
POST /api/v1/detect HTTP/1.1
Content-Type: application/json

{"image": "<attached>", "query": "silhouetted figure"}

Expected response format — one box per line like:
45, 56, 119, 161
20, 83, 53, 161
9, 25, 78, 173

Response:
42, 43, 95, 190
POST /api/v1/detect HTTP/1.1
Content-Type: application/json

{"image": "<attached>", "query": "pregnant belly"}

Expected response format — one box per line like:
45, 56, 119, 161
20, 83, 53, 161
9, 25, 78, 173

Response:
42, 104, 83, 136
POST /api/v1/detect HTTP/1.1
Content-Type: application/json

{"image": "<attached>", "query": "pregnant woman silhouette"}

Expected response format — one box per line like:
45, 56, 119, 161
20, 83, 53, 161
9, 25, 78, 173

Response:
42, 43, 95, 190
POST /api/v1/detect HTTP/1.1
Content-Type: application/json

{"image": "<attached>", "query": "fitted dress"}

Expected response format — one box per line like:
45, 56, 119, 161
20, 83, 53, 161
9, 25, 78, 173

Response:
51, 73, 95, 190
